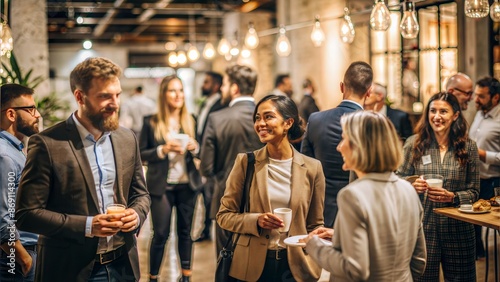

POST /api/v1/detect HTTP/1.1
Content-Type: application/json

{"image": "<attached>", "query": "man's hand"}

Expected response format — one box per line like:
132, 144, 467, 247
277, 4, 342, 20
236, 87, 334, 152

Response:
17, 248, 33, 277
309, 227, 334, 240
91, 214, 123, 237
120, 208, 139, 232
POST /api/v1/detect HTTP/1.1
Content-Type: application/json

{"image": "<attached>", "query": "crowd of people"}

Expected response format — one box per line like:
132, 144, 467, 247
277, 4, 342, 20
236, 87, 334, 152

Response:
1, 56, 499, 282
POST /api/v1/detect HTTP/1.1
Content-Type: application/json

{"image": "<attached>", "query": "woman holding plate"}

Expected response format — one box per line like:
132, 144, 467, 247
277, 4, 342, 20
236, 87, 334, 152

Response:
217, 94, 325, 282
303, 111, 427, 281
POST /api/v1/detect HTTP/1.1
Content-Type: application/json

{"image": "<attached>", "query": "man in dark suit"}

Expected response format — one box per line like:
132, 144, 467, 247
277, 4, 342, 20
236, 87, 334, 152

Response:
200, 64, 263, 256
365, 83, 413, 141
298, 78, 320, 123
15, 57, 150, 282
195, 71, 226, 242
301, 61, 373, 228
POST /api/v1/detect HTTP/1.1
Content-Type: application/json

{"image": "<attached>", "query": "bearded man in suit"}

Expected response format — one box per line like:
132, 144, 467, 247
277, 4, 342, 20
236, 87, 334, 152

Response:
15, 57, 150, 282
301, 61, 373, 228
200, 64, 263, 257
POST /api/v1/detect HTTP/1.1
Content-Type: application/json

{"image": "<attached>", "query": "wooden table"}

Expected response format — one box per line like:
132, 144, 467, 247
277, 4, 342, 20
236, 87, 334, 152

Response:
434, 207, 500, 281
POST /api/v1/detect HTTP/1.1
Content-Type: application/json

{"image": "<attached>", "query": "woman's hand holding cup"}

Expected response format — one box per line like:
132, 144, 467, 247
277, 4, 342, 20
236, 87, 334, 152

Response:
257, 212, 284, 230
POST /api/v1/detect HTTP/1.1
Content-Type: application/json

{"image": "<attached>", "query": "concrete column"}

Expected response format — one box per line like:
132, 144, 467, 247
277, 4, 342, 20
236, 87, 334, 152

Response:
11, 0, 50, 96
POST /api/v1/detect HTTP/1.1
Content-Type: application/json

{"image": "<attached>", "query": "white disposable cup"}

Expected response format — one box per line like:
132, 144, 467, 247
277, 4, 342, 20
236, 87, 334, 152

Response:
171, 133, 189, 149
273, 208, 292, 233
460, 204, 473, 211
423, 174, 444, 189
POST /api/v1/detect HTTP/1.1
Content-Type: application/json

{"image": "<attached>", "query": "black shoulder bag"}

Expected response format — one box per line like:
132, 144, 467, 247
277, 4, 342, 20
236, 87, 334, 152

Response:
214, 152, 255, 282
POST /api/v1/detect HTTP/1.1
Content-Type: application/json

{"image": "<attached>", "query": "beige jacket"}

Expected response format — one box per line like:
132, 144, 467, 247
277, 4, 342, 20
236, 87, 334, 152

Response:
305, 172, 426, 281
217, 147, 325, 281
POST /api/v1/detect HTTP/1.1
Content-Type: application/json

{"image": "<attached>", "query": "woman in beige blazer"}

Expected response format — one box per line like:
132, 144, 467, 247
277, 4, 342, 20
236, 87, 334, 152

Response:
217, 95, 325, 282
303, 111, 427, 281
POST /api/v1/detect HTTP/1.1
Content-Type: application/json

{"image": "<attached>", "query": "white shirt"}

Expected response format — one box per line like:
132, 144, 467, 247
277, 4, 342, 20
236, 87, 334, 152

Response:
197, 93, 221, 136
119, 94, 156, 133
469, 103, 500, 179
267, 157, 292, 249
229, 96, 255, 107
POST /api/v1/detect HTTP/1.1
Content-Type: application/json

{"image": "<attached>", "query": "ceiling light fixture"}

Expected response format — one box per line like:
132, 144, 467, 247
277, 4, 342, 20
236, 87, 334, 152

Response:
83, 40, 92, 49
400, 0, 419, 39
217, 38, 230, 55
465, 0, 489, 18
310, 16, 326, 47
491, 0, 500, 22
276, 26, 291, 57
370, 0, 392, 31
244, 22, 259, 49
339, 7, 355, 44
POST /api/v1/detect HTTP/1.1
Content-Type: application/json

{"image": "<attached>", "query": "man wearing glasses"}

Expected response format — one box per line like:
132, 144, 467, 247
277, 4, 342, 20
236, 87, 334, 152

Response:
445, 72, 474, 111
0, 84, 40, 282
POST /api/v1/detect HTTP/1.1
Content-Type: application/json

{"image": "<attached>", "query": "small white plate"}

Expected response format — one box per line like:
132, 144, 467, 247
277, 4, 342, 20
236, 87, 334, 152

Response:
458, 208, 490, 214
284, 235, 308, 247
283, 235, 333, 247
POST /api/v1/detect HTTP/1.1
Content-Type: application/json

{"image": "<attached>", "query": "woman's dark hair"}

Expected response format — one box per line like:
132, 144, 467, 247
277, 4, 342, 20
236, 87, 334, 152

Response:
253, 94, 305, 142
412, 92, 469, 167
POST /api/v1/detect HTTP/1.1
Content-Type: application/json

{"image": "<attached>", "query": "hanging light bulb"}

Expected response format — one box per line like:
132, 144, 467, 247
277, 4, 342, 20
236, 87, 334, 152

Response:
1, 23, 14, 56
465, 0, 489, 18
310, 16, 325, 47
241, 46, 251, 58
491, 0, 500, 22
340, 7, 355, 44
187, 45, 200, 62
177, 50, 187, 66
276, 26, 291, 57
168, 52, 178, 67
203, 42, 216, 59
217, 38, 230, 55
370, 0, 392, 31
244, 22, 259, 49
400, 1, 419, 39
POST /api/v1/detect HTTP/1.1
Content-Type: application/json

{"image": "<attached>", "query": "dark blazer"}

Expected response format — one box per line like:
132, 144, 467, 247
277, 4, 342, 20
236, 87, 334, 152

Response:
139, 115, 202, 196
301, 100, 363, 227
298, 94, 320, 123
199, 100, 263, 218
196, 96, 226, 144
15, 117, 150, 282
386, 107, 413, 141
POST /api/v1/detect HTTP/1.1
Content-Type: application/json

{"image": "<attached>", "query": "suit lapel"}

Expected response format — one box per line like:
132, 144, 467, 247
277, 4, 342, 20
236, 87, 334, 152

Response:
110, 131, 123, 201
66, 118, 100, 212
290, 152, 306, 223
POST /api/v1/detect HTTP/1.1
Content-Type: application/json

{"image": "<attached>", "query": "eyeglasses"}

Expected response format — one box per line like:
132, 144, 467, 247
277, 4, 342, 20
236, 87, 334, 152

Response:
453, 88, 474, 97
1, 105, 39, 117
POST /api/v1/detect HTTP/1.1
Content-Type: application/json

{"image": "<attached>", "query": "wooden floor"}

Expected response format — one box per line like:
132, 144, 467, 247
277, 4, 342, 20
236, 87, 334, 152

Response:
136, 195, 499, 282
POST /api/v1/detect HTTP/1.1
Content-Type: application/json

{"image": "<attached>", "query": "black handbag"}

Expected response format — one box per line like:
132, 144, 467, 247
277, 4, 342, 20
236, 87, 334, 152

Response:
214, 152, 255, 282
186, 151, 204, 192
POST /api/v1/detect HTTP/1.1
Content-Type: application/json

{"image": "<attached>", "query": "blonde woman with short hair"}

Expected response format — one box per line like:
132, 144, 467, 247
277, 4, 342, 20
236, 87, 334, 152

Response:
303, 111, 427, 281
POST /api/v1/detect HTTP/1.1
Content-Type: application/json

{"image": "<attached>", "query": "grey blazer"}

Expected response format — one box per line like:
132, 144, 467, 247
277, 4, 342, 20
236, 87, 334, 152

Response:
305, 172, 426, 281
15, 117, 150, 282
217, 147, 325, 282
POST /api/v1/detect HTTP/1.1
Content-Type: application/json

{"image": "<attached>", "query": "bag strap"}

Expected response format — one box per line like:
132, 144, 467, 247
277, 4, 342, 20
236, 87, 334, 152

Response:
222, 152, 255, 250
240, 152, 255, 213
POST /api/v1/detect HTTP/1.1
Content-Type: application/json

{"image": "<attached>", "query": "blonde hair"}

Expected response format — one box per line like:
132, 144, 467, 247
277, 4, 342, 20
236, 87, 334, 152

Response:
151, 75, 195, 142
341, 111, 402, 173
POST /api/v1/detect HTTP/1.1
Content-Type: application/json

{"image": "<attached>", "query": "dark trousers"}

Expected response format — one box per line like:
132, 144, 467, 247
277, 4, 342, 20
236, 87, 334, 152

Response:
89, 254, 135, 282
0, 247, 36, 282
200, 179, 215, 237
149, 184, 197, 275
257, 252, 294, 282
475, 177, 500, 256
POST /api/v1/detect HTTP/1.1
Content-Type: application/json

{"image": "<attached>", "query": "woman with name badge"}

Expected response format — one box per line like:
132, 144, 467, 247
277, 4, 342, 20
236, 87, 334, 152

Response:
398, 92, 479, 281
139, 75, 200, 282
217, 95, 325, 282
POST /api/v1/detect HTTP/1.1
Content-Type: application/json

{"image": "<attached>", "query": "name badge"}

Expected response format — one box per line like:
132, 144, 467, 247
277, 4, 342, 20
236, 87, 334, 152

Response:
422, 155, 432, 165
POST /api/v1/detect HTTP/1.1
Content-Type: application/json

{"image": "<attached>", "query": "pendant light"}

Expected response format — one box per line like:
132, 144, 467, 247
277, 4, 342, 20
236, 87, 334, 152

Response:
491, 0, 500, 22
244, 22, 259, 49
370, 0, 392, 31
340, 7, 355, 44
276, 26, 291, 57
400, 1, 419, 39
310, 16, 326, 47
465, 0, 489, 18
